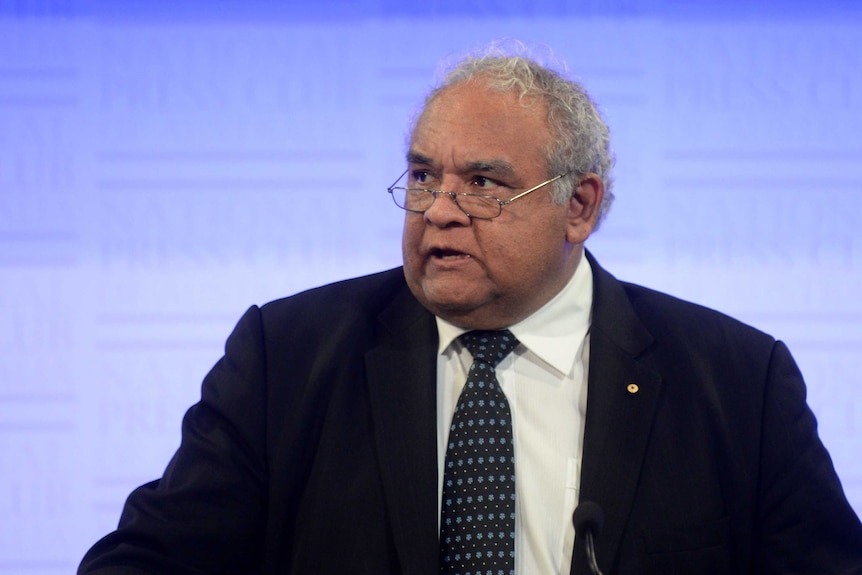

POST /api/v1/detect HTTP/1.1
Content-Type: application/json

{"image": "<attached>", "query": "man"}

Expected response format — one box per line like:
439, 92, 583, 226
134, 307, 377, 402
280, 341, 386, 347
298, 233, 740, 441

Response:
79, 47, 862, 574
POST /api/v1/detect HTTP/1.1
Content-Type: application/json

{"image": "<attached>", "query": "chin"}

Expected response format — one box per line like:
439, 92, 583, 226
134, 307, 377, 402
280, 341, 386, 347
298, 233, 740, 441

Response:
407, 275, 506, 325
423, 297, 479, 317
425, 281, 485, 306
422, 296, 512, 330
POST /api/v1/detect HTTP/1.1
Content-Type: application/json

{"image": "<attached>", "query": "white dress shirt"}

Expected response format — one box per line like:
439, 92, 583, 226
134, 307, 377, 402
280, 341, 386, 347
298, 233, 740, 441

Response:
436, 252, 593, 574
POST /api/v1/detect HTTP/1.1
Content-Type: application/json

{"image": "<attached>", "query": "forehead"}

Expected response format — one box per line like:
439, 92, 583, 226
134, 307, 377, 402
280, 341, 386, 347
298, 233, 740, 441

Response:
410, 80, 551, 172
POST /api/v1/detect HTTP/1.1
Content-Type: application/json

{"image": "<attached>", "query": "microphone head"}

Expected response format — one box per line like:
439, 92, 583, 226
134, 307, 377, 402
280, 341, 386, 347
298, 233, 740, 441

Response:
572, 501, 605, 537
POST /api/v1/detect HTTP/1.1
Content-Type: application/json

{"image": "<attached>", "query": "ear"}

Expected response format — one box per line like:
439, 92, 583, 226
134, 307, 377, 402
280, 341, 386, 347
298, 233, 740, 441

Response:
565, 173, 604, 245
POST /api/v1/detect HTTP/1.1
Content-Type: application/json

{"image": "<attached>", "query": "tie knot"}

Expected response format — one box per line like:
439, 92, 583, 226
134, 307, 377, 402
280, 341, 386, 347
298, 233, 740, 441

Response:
460, 329, 519, 368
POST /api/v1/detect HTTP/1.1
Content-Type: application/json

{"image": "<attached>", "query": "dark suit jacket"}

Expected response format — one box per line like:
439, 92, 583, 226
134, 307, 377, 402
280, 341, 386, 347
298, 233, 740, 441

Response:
79, 254, 862, 574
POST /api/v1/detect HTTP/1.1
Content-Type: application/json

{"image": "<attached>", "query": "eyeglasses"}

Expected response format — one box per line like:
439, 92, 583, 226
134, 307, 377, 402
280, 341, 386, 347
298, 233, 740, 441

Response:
387, 170, 568, 220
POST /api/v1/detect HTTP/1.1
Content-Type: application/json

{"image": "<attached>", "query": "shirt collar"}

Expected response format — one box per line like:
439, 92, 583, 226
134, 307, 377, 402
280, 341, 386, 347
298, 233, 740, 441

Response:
436, 251, 593, 376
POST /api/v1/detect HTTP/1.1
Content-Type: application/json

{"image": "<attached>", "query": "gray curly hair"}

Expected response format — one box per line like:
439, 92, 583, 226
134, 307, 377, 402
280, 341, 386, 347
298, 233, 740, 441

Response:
417, 44, 616, 227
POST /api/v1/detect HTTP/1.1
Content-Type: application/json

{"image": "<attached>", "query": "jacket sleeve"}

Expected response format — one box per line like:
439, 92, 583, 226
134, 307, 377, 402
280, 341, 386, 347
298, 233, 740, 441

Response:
754, 340, 862, 573
78, 305, 270, 575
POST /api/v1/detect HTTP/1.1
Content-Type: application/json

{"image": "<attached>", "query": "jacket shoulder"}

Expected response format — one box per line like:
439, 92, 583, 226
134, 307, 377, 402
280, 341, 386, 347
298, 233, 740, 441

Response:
623, 281, 772, 341
260, 267, 407, 321
250, 267, 430, 355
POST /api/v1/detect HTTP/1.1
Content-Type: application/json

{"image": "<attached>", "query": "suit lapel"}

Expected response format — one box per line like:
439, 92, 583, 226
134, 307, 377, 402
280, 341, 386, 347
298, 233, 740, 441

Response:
360, 258, 662, 575
364, 281, 439, 575
571, 253, 662, 575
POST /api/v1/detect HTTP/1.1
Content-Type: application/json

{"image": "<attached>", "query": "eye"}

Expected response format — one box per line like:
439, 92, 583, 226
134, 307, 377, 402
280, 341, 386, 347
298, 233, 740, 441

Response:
470, 175, 503, 191
410, 170, 434, 188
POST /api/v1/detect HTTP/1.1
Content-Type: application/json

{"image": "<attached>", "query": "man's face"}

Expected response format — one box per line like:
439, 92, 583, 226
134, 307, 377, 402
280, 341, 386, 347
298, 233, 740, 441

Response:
401, 79, 599, 330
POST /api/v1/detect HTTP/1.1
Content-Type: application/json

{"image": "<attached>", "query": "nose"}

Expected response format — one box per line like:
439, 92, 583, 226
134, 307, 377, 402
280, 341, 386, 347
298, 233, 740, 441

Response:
423, 190, 472, 227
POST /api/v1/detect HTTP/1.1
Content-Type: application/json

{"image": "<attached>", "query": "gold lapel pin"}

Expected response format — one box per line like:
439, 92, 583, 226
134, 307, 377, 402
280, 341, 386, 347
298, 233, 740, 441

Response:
626, 383, 639, 394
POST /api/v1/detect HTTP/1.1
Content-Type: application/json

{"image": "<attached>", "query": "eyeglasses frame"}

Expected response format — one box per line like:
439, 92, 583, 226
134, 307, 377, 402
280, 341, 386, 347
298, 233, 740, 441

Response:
387, 170, 569, 220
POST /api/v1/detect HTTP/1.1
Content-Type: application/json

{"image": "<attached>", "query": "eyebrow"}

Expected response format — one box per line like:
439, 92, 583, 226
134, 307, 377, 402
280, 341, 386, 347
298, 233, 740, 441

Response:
464, 159, 515, 177
405, 152, 516, 178
406, 151, 433, 166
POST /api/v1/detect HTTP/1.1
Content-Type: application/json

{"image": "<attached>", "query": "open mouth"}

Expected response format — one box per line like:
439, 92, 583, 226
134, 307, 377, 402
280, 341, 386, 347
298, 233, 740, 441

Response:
431, 248, 471, 260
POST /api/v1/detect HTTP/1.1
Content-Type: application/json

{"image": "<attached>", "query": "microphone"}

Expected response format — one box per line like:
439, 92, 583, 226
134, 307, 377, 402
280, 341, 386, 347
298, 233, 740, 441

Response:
572, 501, 605, 575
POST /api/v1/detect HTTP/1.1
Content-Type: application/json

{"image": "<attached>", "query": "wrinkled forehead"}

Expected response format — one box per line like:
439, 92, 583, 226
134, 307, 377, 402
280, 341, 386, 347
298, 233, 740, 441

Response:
406, 79, 555, 182
410, 78, 549, 143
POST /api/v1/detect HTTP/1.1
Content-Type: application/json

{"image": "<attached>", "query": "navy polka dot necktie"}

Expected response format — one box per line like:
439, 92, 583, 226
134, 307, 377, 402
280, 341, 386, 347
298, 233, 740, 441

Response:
440, 330, 519, 575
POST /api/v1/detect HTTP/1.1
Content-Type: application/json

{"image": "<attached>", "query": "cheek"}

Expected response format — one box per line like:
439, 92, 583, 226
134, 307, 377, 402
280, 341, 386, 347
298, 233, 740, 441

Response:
494, 222, 566, 274
401, 216, 419, 247
401, 220, 424, 266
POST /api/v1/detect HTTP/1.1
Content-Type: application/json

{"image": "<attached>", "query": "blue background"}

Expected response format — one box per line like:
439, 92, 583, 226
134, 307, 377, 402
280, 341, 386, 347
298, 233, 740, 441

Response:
0, 1, 860, 572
